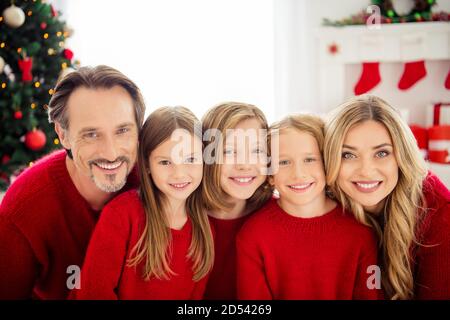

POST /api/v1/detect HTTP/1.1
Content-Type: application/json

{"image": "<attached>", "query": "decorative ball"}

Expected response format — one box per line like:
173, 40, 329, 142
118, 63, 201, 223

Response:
14, 110, 23, 120
40, 22, 47, 29
3, 5, 26, 28
0, 56, 5, 74
63, 48, 74, 60
392, 0, 415, 16
25, 129, 46, 151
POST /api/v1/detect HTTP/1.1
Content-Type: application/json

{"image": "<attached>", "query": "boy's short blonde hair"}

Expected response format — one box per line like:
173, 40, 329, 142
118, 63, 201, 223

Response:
269, 114, 325, 154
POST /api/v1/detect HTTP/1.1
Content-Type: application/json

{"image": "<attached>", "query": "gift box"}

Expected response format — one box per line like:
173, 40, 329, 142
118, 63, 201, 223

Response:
428, 125, 450, 164
409, 124, 428, 159
426, 103, 450, 127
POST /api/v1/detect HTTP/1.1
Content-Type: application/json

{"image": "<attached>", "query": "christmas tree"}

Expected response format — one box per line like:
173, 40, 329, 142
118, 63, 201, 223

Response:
0, 0, 77, 191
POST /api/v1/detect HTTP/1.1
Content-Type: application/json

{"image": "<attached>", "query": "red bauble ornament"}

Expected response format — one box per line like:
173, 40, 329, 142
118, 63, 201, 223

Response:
63, 48, 74, 60
25, 129, 46, 151
14, 110, 23, 119
40, 22, 47, 29
18, 57, 33, 82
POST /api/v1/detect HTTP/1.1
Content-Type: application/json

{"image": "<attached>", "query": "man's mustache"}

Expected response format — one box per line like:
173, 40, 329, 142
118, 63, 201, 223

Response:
88, 156, 130, 168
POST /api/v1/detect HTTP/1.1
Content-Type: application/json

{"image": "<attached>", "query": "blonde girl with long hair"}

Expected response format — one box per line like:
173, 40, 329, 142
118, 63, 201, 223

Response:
202, 102, 272, 300
72, 106, 214, 299
324, 95, 450, 300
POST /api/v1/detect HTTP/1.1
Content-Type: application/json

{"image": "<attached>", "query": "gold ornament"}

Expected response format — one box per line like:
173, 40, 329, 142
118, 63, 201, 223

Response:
0, 56, 5, 74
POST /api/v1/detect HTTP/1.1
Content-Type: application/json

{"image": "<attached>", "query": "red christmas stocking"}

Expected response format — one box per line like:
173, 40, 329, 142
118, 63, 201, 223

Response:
354, 62, 381, 95
445, 69, 450, 90
398, 60, 427, 90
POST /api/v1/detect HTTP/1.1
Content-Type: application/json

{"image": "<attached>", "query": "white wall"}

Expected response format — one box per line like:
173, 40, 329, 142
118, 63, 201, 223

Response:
274, 0, 371, 115
59, 0, 275, 122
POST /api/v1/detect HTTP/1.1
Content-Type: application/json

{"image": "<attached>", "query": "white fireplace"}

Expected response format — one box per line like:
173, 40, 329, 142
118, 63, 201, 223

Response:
315, 21, 450, 187
316, 21, 449, 116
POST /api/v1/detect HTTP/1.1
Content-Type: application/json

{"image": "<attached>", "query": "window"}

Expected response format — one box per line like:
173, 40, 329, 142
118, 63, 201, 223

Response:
64, 0, 275, 122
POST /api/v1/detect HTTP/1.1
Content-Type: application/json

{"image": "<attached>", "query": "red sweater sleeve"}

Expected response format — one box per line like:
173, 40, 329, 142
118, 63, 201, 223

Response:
0, 216, 39, 299
415, 203, 450, 299
71, 203, 130, 300
236, 226, 272, 300
352, 229, 382, 300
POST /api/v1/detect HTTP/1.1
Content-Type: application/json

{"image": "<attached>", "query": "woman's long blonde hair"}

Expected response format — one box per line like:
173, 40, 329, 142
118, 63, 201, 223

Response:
324, 95, 427, 300
128, 106, 214, 282
201, 102, 272, 214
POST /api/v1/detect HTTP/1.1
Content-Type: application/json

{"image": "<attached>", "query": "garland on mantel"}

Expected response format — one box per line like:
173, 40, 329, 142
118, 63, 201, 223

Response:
323, 0, 449, 26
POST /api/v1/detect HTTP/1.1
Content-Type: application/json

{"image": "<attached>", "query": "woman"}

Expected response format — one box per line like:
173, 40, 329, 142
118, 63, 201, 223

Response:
324, 95, 450, 300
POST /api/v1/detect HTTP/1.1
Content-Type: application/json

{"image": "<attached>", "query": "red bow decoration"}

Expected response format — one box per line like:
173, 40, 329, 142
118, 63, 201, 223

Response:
18, 56, 33, 82
51, 5, 58, 17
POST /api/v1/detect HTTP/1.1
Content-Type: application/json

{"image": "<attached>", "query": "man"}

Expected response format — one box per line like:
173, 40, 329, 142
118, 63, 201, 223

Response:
0, 65, 145, 299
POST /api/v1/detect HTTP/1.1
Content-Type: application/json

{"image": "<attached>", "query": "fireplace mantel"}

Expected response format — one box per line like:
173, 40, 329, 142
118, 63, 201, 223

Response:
315, 22, 450, 112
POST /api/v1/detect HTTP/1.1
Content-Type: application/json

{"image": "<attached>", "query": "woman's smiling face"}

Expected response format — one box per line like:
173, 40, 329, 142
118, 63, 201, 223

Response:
337, 120, 399, 213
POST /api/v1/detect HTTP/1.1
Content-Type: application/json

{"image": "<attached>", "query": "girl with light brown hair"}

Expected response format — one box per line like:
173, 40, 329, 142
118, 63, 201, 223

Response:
202, 102, 272, 299
324, 95, 450, 300
72, 106, 214, 299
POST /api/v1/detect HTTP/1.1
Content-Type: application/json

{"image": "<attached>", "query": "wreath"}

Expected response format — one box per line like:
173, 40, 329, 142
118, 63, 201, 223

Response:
372, 0, 436, 22
322, 0, 450, 27
322, 0, 448, 26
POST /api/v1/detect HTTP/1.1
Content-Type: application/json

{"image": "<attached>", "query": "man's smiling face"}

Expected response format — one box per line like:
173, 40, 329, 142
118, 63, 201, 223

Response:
58, 86, 138, 193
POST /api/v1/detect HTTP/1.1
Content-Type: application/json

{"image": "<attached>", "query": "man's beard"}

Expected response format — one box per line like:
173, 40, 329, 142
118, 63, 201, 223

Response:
88, 156, 130, 193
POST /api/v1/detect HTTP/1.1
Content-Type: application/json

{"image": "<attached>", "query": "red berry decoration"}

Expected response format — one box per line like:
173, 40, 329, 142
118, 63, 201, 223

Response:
14, 110, 23, 119
328, 43, 339, 55
25, 129, 47, 151
40, 22, 47, 29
